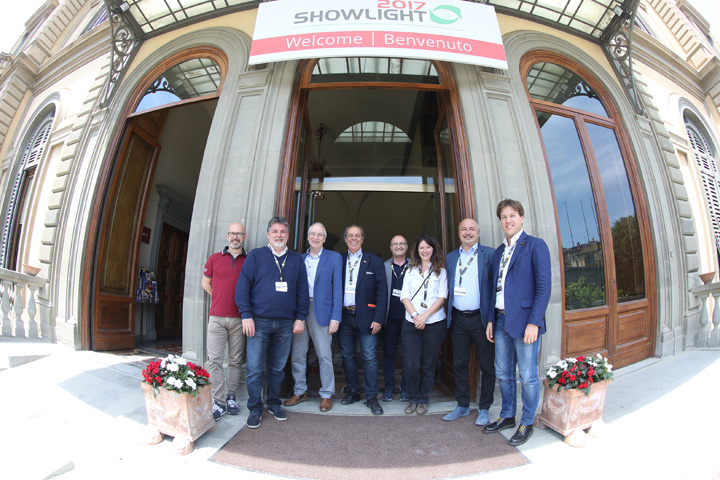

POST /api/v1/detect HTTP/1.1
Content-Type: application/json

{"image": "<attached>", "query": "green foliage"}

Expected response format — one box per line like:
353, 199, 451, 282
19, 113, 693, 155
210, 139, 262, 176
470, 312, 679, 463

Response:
565, 276, 605, 310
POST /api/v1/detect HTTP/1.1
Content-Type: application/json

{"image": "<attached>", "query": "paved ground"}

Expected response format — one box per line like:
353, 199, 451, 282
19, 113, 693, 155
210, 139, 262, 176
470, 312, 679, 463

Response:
2, 337, 719, 480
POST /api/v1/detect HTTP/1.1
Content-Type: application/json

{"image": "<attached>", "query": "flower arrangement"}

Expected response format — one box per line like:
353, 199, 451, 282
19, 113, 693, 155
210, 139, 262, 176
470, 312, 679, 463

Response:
142, 354, 210, 397
546, 354, 613, 395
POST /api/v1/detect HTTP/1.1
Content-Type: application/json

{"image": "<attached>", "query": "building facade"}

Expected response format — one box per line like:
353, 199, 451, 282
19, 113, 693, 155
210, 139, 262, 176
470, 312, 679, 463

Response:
1, 0, 718, 376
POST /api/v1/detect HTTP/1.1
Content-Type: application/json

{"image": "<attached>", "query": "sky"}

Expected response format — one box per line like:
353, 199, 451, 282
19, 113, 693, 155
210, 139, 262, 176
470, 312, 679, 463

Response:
0, 1, 718, 54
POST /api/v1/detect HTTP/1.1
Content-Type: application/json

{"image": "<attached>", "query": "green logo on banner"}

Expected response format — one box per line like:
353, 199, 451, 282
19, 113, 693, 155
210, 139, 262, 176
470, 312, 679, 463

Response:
430, 5, 462, 25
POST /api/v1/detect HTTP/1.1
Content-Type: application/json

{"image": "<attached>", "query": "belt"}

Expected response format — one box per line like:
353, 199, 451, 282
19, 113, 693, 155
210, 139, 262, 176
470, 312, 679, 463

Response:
343, 306, 356, 313
452, 307, 481, 316
495, 308, 505, 315
309, 298, 314, 303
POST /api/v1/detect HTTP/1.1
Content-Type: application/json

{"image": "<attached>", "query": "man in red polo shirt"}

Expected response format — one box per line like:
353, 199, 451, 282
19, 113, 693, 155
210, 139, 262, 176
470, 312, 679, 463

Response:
202, 222, 247, 421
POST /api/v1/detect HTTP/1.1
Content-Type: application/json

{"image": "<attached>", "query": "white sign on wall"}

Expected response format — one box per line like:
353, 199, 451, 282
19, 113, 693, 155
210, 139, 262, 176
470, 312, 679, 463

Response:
249, 0, 507, 69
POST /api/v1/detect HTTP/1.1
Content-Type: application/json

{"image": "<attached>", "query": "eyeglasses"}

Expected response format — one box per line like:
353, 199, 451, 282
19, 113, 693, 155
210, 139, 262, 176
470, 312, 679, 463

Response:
308, 232, 326, 238
227, 232, 246, 237
390, 242, 407, 247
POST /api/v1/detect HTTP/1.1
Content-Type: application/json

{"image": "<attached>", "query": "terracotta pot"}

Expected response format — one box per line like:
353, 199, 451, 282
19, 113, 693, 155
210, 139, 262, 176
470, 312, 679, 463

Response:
536, 379, 609, 447
141, 382, 216, 455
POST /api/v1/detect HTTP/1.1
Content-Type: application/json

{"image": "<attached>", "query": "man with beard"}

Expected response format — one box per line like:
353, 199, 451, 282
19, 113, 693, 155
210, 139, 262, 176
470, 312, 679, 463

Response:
235, 216, 310, 429
202, 222, 248, 421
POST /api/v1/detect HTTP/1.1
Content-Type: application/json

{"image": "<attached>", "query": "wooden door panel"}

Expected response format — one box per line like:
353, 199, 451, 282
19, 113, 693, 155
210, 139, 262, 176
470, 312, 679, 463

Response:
563, 312, 608, 358
99, 134, 155, 293
93, 115, 163, 351
155, 223, 187, 340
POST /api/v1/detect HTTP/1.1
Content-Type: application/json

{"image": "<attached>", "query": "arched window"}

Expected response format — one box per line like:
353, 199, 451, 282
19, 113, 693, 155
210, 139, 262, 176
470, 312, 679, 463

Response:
684, 113, 720, 252
523, 52, 655, 367
135, 57, 222, 113
1, 110, 55, 269
336, 122, 411, 143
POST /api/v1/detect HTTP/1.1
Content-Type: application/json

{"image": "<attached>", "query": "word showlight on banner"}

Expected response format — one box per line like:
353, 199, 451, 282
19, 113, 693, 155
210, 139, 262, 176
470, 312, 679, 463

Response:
249, 0, 507, 70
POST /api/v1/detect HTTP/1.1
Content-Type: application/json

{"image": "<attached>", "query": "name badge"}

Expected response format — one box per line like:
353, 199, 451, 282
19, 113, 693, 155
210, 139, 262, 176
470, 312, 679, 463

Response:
454, 287, 466, 297
275, 281, 288, 292
420, 303, 428, 309
345, 285, 356, 295
392, 289, 402, 298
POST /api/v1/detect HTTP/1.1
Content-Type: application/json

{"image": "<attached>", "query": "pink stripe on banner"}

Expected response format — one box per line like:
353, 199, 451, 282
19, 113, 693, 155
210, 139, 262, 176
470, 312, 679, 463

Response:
250, 30, 506, 61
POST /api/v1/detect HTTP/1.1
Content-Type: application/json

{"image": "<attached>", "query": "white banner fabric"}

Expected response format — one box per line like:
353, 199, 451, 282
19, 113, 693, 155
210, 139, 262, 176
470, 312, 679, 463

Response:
249, 0, 507, 69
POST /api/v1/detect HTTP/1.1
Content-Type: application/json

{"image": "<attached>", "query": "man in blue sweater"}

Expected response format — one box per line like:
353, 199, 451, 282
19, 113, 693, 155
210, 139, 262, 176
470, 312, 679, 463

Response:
235, 216, 310, 429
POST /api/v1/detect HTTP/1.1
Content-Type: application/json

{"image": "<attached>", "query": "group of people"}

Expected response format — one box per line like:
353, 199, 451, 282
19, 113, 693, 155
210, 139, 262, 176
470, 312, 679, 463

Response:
201, 198, 551, 447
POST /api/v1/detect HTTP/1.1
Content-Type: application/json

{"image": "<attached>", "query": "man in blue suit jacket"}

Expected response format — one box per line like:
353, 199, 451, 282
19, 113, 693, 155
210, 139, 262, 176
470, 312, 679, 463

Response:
284, 222, 342, 413
443, 218, 496, 426
483, 199, 551, 447
339, 225, 388, 415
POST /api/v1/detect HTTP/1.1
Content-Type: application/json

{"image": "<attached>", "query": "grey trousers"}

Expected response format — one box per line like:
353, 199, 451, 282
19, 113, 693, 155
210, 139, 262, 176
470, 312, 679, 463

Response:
207, 315, 246, 405
290, 306, 335, 399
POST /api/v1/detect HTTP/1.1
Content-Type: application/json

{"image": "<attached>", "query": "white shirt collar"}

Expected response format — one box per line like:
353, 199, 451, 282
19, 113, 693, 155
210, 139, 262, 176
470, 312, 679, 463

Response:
503, 230, 524, 248
267, 244, 289, 257
306, 247, 323, 258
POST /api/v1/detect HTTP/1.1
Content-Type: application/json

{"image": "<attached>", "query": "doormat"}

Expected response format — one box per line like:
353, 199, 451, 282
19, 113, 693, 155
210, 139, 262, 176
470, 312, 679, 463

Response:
212, 411, 528, 480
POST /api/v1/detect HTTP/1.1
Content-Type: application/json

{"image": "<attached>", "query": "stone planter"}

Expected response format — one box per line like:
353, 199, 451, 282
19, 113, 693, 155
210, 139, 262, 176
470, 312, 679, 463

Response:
535, 379, 609, 447
141, 382, 216, 454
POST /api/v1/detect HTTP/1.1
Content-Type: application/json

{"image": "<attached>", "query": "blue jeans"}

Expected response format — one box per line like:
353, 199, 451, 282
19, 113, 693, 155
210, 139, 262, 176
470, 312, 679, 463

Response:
245, 317, 293, 414
339, 312, 379, 398
494, 313, 540, 425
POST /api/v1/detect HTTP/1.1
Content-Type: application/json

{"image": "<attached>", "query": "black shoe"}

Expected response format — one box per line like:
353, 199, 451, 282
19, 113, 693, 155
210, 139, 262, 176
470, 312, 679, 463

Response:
381, 387, 393, 402
483, 417, 516, 434
341, 392, 362, 405
508, 425, 534, 446
365, 396, 384, 415
226, 394, 240, 415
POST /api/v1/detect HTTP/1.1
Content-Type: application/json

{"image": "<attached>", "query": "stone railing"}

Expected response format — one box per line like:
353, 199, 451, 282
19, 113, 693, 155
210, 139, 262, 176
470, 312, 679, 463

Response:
690, 282, 720, 348
0, 267, 47, 339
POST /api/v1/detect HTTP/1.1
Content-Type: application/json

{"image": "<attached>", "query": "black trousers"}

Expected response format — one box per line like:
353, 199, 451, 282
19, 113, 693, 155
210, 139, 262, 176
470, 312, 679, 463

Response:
450, 309, 495, 410
382, 316, 406, 389
402, 319, 447, 404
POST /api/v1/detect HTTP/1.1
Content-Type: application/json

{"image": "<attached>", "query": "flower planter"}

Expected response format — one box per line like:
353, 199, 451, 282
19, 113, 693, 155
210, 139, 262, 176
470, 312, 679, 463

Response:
141, 382, 216, 455
535, 379, 609, 447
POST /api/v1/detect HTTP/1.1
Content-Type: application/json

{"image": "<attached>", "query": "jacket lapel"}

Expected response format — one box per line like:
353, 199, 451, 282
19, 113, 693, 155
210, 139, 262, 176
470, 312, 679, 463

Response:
355, 253, 370, 288
507, 232, 528, 272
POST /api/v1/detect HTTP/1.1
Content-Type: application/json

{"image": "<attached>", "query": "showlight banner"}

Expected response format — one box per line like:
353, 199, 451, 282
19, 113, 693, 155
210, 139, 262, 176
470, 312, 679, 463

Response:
249, 0, 507, 69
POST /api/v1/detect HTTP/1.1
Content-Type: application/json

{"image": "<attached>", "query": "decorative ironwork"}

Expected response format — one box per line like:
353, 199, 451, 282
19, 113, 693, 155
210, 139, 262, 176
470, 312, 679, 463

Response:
602, 0, 645, 116
99, 0, 142, 108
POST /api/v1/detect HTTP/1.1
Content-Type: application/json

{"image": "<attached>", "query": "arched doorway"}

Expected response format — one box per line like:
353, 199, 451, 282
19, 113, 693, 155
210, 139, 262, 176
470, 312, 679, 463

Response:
277, 57, 477, 395
86, 51, 226, 350
521, 52, 656, 368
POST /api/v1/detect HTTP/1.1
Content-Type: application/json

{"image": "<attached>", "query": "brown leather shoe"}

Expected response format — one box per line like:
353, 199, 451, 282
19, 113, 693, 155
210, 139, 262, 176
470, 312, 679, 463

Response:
319, 398, 332, 412
416, 404, 428, 415
283, 392, 308, 406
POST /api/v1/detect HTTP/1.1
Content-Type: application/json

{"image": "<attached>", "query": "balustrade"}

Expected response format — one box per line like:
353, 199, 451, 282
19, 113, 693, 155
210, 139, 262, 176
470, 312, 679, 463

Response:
0, 267, 46, 340
690, 282, 720, 348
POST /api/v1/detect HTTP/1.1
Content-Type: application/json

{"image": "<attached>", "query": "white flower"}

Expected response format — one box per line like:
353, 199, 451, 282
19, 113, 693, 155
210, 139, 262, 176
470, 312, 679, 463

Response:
167, 362, 179, 372
558, 361, 568, 370
175, 356, 187, 366
188, 370, 195, 377
547, 369, 557, 379
185, 378, 197, 390
167, 377, 181, 389
607, 364, 613, 372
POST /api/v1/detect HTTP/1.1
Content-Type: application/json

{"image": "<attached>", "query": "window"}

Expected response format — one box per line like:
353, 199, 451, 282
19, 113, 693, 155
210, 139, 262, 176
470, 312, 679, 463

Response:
135, 58, 222, 112
79, 6, 108, 37
685, 114, 720, 252
1, 110, 55, 269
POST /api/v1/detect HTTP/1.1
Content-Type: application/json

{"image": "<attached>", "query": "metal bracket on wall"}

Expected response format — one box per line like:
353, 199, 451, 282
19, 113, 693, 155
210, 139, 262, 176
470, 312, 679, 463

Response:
601, 0, 646, 116
99, 0, 143, 108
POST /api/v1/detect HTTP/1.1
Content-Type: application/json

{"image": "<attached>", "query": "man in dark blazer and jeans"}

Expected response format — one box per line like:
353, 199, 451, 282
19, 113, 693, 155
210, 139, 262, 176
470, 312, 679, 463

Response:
339, 225, 388, 415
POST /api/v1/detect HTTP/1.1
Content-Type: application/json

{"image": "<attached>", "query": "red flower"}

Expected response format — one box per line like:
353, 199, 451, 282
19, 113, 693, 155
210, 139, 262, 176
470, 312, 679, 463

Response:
577, 356, 586, 362
569, 374, 577, 381
155, 376, 163, 385
578, 381, 589, 389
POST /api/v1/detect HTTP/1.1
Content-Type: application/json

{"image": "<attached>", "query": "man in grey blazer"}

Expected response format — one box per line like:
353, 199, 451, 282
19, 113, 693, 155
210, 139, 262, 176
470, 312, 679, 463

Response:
284, 222, 343, 412
382, 235, 409, 402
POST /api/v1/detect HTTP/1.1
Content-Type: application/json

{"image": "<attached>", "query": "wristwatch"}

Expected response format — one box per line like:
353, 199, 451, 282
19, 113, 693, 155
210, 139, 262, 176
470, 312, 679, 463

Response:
411, 312, 419, 318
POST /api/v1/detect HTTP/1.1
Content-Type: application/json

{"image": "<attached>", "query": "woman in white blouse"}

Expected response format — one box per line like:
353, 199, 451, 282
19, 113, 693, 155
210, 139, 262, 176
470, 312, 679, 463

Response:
400, 234, 448, 415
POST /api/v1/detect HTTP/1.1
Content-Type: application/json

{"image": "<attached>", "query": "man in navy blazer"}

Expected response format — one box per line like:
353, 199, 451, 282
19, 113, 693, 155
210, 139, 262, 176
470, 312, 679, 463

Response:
483, 199, 551, 447
443, 218, 496, 426
284, 222, 342, 413
339, 225, 388, 415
